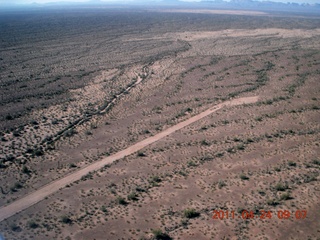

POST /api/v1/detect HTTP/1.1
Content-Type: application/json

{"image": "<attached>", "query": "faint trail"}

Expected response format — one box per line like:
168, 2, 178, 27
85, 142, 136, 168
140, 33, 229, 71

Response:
0, 96, 259, 223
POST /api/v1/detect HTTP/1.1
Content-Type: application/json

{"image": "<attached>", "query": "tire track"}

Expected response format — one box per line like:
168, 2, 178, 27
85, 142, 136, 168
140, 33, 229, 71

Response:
0, 96, 259, 222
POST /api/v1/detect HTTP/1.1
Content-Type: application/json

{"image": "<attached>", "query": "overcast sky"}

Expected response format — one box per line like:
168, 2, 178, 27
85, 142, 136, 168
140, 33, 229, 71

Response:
0, 0, 319, 5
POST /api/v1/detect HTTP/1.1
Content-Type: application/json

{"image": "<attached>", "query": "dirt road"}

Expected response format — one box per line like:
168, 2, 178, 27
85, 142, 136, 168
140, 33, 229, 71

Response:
0, 96, 259, 222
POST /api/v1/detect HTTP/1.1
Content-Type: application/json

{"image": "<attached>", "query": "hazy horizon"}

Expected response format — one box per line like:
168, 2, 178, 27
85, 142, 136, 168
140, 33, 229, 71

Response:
1, 0, 319, 6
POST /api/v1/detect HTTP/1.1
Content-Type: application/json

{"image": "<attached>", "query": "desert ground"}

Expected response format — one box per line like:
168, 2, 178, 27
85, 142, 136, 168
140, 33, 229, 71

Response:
0, 7, 319, 240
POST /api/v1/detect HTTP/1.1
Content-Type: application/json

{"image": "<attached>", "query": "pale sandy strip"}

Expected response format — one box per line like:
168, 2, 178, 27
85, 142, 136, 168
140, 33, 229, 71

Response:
0, 96, 258, 222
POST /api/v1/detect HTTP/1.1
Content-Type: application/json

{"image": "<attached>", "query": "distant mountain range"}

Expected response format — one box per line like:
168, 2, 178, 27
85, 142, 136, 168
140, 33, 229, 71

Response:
1, 0, 320, 13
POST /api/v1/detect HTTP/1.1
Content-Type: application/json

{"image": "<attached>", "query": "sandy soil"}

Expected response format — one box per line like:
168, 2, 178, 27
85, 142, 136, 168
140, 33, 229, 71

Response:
0, 96, 258, 223
0, 9, 319, 240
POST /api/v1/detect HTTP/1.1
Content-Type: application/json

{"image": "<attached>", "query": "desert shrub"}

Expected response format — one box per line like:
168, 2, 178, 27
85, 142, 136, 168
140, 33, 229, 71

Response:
227, 147, 235, 153
5, 114, 14, 120
280, 192, 291, 201
27, 220, 39, 229
0, 160, 5, 169
81, 172, 93, 181
13, 131, 20, 137
101, 205, 107, 213
10, 182, 23, 192
127, 192, 139, 201
5, 155, 15, 162
274, 167, 281, 172
237, 207, 246, 214
181, 219, 189, 228
183, 208, 200, 219
255, 116, 263, 122
218, 180, 226, 189
10, 223, 21, 232
187, 160, 197, 167
60, 215, 72, 224
69, 163, 77, 168
237, 144, 245, 150
201, 140, 210, 146
200, 155, 214, 162
64, 128, 77, 137
30, 120, 38, 125
135, 186, 146, 192
304, 174, 317, 183
222, 120, 229, 125
275, 182, 288, 191
116, 196, 127, 205
22, 166, 30, 174
137, 152, 146, 157
152, 229, 172, 240
1, 137, 7, 142
215, 152, 224, 158
240, 173, 249, 180
26, 148, 33, 154
288, 161, 297, 167
33, 149, 44, 156
150, 175, 161, 183
266, 199, 279, 206
178, 170, 187, 176
246, 138, 254, 143
85, 130, 92, 135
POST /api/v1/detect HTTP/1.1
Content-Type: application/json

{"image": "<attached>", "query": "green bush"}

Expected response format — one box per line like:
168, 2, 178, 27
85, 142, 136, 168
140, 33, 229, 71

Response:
10, 223, 21, 232
240, 173, 249, 180
137, 152, 147, 157
127, 192, 139, 201
27, 220, 39, 229
280, 192, 291, 201
288, 161, 297, 167
152, 229, 172, 240
150, 175, 161, 183
218, 180, 226, 189
116, 196, 127, 205
61, 215, 72, 224
275, 182, 288, 191
22, 166, 30, 174
266, 198, 279, 206
187, 161, 197, 167
183, 208, 200, 219
101, 205, 107, 213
